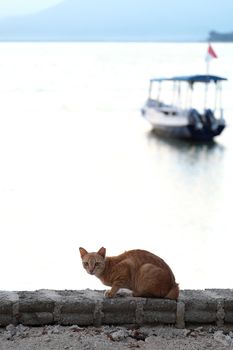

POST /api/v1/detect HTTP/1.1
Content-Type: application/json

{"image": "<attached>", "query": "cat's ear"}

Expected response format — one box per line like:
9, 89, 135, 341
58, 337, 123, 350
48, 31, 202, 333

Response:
97, 247, 106, 258
79, 247, 88, 258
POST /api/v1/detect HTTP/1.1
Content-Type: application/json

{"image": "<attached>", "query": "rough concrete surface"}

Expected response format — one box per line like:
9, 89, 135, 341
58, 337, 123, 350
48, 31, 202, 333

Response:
0, 289, 233, 349
0, 324, 233, 350
0, 289, 233, 328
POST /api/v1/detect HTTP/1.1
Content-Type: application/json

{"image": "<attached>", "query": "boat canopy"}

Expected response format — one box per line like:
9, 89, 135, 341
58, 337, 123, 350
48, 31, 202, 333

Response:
150, 75, 227, 84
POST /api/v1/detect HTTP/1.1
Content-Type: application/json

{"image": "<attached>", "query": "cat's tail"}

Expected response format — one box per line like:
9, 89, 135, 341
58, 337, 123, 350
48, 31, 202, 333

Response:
165, 283, 179, 300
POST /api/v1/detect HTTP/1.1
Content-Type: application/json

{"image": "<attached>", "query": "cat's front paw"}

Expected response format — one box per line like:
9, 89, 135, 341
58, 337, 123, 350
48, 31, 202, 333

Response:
104, 290, 115, 298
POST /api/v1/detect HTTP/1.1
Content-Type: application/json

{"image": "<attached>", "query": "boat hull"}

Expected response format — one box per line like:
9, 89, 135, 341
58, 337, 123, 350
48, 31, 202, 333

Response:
141, 107, 225, 142
187, 124, 225, 141
149, 123, 225, 141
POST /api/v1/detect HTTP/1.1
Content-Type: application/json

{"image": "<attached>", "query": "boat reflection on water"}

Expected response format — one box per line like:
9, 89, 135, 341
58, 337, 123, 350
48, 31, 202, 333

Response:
146, 128, 225, 162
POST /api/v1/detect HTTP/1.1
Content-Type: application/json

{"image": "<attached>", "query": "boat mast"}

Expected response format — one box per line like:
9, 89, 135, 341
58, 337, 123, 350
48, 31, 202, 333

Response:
217, 81, 224, 120
204, 82, 208, 112
148, 81, 152, 98
157, 81, 161, 101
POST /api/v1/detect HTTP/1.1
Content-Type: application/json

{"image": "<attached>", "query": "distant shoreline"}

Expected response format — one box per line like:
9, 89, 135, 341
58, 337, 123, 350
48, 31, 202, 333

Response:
208, 30, 233, 42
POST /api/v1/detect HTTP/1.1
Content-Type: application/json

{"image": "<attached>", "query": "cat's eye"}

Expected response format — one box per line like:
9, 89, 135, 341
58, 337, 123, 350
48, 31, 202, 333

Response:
83, 262, 88, 267
95, 262, 100, 267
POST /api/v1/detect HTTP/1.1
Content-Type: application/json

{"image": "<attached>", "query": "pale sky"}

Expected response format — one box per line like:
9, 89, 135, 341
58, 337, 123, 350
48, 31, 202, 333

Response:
0, 0, 64, 18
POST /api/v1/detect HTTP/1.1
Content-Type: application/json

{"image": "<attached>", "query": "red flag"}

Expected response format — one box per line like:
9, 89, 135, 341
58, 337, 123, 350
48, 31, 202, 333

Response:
206, 44, 218, 61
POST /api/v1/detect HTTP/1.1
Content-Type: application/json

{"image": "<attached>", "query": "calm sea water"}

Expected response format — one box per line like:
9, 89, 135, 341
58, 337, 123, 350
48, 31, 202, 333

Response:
0, 42, 232, 291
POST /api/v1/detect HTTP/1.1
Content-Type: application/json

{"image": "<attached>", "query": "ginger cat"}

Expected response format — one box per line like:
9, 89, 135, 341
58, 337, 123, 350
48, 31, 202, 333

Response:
79, 247, 179, 300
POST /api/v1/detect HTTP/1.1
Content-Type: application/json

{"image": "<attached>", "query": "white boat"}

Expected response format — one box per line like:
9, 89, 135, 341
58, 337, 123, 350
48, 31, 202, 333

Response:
141, 75, 227, 141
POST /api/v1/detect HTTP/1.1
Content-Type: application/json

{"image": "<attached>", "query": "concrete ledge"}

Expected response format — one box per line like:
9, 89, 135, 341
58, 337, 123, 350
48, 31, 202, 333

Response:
0, 289, 232, 328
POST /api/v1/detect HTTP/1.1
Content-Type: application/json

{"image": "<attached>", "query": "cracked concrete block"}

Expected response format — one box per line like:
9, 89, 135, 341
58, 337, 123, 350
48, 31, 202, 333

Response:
225, 296, 233, 323
0, 291, 19, 326
18, 291, 55, 313
181, 290, 217, 324
60, 312, 94, 326
102, 298, 137, 324
57, 290, 97, 326
18, 312, 54, 326
143, 298, 177, 324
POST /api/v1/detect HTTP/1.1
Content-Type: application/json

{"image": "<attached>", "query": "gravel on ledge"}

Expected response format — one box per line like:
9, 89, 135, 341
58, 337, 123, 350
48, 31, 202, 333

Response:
0, 324, 233, 350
